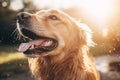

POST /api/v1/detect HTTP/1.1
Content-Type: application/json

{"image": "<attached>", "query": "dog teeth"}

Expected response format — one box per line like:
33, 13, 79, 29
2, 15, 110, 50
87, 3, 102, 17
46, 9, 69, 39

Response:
30, 45, 35, 49
41, 40, 52, 46
46, 40, 52, 46
32, 45, 35, 48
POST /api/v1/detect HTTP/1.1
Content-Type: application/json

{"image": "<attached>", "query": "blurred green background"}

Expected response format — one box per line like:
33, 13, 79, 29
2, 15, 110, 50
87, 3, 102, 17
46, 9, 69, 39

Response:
0, 0, 120, 80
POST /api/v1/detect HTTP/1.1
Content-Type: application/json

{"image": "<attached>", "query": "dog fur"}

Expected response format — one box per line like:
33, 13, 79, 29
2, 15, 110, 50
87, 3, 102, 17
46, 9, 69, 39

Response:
18, 9, 99, 80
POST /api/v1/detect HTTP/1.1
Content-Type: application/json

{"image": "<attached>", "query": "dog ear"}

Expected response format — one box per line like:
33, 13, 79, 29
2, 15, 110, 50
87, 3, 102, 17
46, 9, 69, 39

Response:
77, 23, 95, 47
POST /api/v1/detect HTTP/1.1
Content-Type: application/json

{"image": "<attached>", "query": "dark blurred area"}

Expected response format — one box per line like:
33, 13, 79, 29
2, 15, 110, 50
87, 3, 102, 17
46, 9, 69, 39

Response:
0, 0, 36, 44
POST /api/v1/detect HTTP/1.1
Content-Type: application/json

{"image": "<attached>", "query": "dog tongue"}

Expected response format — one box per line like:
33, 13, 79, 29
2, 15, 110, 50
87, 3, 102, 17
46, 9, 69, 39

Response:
18, 40, 44, 52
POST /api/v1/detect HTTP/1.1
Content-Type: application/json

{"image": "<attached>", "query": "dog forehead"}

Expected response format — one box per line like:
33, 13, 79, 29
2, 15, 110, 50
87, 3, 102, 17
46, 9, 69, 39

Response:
36, 9, 63, 16
47, 9, 60, 13
35, 10, 46, 15
35, 9, 71, 23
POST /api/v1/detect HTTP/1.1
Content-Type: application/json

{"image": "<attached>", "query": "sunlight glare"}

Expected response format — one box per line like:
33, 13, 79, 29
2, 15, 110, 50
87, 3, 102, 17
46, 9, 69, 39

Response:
9, 0, 23, 11
33, 0, 76, 9
33, 0, 115, 23
80, 0, 115, 23
102, 28, 108, 37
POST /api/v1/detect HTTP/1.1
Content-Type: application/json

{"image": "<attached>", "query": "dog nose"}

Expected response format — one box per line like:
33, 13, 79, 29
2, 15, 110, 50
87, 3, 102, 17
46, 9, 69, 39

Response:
17, 12, 31, 24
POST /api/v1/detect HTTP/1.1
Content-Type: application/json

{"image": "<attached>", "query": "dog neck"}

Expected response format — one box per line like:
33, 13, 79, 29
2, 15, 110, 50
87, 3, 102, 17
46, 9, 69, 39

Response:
28, 47, 92, 80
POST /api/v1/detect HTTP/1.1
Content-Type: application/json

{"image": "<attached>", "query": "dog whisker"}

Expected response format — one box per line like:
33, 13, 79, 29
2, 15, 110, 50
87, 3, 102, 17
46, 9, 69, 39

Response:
11, 28, 18, 36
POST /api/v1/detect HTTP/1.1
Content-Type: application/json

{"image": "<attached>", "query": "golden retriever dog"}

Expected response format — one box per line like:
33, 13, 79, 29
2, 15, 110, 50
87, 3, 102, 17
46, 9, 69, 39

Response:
16, 9, 99, 80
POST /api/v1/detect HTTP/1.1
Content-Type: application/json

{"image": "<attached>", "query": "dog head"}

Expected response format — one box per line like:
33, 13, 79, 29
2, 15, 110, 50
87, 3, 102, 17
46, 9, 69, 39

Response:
17, 9, 93, 58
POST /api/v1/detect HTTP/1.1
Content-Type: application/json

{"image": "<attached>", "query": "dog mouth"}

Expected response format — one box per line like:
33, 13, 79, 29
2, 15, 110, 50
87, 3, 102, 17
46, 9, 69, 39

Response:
18, 28, 58, 57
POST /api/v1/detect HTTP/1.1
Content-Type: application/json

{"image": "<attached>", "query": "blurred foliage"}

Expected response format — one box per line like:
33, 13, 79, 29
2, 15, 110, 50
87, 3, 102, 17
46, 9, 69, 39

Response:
0, 0, 36, 44
0, 59, 29, 79
0, 8, 17, 44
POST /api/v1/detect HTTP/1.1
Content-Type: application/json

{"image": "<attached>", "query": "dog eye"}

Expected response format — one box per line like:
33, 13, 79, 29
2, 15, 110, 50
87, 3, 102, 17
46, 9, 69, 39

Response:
49, 15, 58, 20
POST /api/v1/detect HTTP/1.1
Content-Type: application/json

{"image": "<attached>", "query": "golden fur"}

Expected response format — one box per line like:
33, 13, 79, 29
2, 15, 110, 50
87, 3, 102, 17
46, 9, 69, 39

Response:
19, 9, 99, 80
